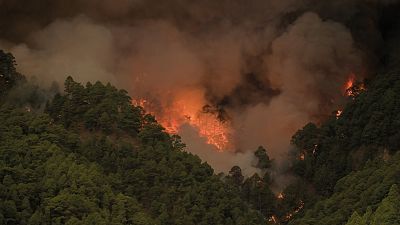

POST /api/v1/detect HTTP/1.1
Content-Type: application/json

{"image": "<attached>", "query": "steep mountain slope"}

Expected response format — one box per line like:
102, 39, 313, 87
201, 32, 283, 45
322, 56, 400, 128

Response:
290, 71, 400, 196
0, 50, 265, 225
2, 44, 400, 225
287, 71, 400, 224
290, 153, 400, 225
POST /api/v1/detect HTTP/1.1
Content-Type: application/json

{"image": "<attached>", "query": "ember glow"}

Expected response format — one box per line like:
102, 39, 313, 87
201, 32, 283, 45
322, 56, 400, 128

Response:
344, 73, 358, 96
132, 89, 232, 151
336, 110, 343, 118
335, 73, 361, 119
277, 192, 285, 200
299, 152, 305, 161
268, 215, 278, 224
336, 72, 366, 119
284, 200, 305, 221
345, 74, 355, 91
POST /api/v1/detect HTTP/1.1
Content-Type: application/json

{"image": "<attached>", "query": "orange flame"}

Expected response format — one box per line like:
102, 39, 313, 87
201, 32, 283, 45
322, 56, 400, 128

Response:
132, 99, 147, 108
133, 90, 231, 151
344, 73, 356, 96
345, 75, 355, 91
277, 192, 285, 199
336, 110, 343, 118
284, 200, 304, 221
268, 215, 278, 224
299, 152, 305, 161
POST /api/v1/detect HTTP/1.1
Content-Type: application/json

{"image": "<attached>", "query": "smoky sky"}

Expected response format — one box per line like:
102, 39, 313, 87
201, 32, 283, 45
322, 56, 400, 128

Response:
1, 0, 400, 173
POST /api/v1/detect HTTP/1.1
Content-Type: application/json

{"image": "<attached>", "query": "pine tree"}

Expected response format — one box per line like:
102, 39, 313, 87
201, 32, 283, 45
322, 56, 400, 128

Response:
371, 184, 400, 225
346, 212, 366, 225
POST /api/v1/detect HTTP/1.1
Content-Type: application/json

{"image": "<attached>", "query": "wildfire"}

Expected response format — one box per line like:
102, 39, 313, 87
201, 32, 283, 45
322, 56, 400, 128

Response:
336, 72, 366, 119
132, 99, 147, 108
270, 195, 304, 223
284, 200, 305, 221
277, 192, 285, 200
336, 110, 343, 118
268, 215, 278, 224
344, 73, 355, 92
299, 152, 305, 161
344, 73, 366, 97
132, 89, 231, 151
343, 74, 356, 97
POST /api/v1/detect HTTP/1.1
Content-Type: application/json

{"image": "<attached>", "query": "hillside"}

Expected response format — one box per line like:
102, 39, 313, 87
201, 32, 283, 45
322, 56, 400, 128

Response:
286, 71, 400, 224
290, 153, 400, 225
1, 45, 400, 225
0, 50, 266, 225
288, 71, 400, 193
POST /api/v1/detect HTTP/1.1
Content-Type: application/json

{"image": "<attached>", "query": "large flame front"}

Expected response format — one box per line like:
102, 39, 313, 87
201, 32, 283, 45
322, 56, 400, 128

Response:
133, 89, 231, 151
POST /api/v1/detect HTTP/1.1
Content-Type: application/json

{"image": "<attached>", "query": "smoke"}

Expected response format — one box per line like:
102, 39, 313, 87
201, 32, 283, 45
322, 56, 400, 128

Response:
267, 12, 362, 117
179, 124, 262, 176
114, 21, 205, 95
5, 16, 117, 87
0, 0, 399, 175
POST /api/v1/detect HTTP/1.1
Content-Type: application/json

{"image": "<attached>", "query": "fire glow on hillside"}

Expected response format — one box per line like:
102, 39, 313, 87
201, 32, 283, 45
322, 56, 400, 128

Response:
336, 73, 366, 119
344, 73, 356, 94
344, 72, 366, 97
132, 90, 232, 151
133, 73, 364, 152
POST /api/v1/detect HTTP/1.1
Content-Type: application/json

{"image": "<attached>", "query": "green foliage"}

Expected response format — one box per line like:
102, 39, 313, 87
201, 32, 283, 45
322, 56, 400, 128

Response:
343, 185, 400, 225
290, 72, 400, 196
370, 184, 400, 225
241, 173, 276, 218
254, 146, 272, 169
345, 212, 365, 225
0, 50, 24, 99
4, 50, 400, 225
290, 153, 400, 225
0, 74, 265, 224
45, 76, 144, 135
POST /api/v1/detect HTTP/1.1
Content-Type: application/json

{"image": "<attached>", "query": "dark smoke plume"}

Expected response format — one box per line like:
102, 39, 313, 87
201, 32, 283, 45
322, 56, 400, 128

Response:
1, 0, 400, 174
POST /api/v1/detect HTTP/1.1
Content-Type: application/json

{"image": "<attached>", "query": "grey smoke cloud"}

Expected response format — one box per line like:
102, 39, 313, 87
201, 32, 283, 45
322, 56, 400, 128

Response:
8, 16, 117, 86
267, 12, 362, 116
230, 12, 362, 163
0, 0, 399, 174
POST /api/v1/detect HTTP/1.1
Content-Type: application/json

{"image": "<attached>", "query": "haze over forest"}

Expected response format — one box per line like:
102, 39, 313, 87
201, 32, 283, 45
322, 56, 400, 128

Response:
1, 0, 400, 225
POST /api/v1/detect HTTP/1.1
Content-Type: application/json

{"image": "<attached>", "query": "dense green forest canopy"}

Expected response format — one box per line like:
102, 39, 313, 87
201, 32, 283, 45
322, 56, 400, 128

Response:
0, 50, 273, 225
290, 71, 400, 194
290, 153, 400, 225
287, 71, 400, 224
1, 48, 400, 225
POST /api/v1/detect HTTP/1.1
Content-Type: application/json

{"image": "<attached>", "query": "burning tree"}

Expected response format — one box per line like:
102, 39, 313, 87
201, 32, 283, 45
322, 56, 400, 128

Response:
132, 95, 232, 151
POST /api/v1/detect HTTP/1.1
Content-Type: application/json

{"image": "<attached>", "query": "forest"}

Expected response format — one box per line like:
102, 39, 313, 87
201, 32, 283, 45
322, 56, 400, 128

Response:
1, 46, 400, 225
